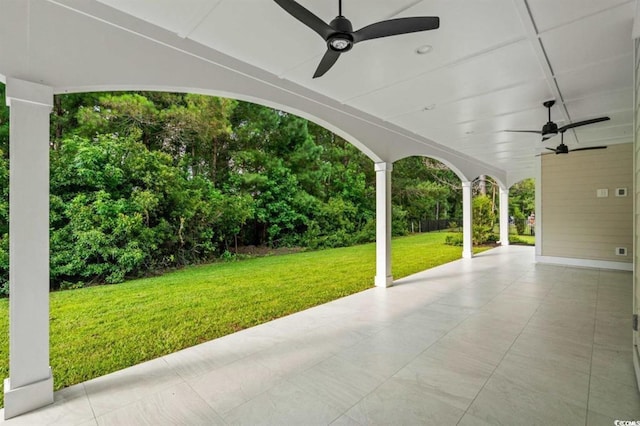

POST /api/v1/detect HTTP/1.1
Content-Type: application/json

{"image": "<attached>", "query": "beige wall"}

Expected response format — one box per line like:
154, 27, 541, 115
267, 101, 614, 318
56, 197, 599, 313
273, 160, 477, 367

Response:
541, 143, 633, 264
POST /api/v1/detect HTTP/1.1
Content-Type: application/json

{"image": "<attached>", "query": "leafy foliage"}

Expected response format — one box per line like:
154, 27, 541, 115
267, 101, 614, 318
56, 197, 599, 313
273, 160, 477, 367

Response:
472, 195, 496, 245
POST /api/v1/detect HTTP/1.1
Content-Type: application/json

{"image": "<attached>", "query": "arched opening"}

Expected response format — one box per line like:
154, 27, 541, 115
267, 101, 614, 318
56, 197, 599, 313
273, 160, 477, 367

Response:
508, 178, 536, 245
392, 156, 465, 235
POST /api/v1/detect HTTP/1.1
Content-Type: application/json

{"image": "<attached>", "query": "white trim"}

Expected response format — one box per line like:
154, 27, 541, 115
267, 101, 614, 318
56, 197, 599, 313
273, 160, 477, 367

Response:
375, 162, 393, 288
462, 181, 473, 259
635, 346, 640, 392
499, 187, 509, 246
633, 0, 640, 40
536, 255, 633, 271
5, 78, 53, 108
3, 368, 53, 419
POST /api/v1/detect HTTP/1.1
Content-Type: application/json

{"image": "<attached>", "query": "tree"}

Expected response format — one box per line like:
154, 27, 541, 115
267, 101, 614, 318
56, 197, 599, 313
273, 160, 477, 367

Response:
472, 195, 495, 244
509, 178, 535, 235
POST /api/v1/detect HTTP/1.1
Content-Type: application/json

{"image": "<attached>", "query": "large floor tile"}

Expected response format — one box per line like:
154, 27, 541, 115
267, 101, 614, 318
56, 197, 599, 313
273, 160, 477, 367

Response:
594, 313, 632, 350
249, 337, 337, 378
187, 355, 285, 414
509, 328, 593, 373
335, 327, 443, 379
223, 380, 343, 426
344, 378, 465, 426
588, 374, 640, 419
586, 410, 616, 426
467, 373, 587, 426
83, 358, 183, 418
493, 352, 590, 408
95, 382, 225, 425
424, 334, 507, 367
162, 337, 244, 380
502, 282, 552, 299
287, 355, 385, 412
393, 351, 494, 410
0, 384, 94, 426
591, 344, 636, 388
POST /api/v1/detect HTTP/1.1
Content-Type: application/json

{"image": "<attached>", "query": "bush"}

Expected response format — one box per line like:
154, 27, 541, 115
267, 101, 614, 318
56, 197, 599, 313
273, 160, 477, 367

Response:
512, 206, 526, 235
47, 134, 254, 290
444, 234, 463, 246
472, 195, 495, 245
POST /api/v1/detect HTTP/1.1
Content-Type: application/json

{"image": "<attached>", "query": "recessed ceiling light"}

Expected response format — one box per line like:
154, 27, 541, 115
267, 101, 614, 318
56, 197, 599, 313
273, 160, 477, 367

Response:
416, 44, 432, 54
423, 104, 436, 111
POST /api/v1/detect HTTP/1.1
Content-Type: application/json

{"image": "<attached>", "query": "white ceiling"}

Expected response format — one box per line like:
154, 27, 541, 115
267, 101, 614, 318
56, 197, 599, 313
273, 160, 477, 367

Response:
1, 0, 636, 185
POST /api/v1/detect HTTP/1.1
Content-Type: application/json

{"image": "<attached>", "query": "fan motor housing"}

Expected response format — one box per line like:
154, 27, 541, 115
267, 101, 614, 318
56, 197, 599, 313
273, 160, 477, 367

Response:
327, 16, 354, 51
542, 121, 558, 138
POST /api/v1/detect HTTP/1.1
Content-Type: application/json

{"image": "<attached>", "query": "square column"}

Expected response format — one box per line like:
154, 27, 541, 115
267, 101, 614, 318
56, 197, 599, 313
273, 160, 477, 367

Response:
375, 162, 393, 287
462, 181, 473, 259
3, 78, 54, 419
499, 187, 510, 246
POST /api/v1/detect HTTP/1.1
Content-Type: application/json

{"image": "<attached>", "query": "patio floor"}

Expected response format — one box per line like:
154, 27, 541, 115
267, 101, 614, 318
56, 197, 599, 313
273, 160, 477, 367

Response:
1, 245, 639, 425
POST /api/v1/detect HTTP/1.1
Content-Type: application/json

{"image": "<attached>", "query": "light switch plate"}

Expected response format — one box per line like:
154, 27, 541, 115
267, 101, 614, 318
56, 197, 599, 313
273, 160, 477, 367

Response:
597, 189, 608, 198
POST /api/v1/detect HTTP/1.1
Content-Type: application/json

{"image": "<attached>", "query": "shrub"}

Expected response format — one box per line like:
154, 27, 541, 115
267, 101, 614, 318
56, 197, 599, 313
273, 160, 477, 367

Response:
444, 234, 463, 246
472, 195, 495, 245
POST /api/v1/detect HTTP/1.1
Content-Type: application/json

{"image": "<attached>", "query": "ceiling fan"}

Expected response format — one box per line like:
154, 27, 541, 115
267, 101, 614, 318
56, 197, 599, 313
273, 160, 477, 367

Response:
539, 130, 607, 155
273, 0, 440, 78
505, 100, 610, 141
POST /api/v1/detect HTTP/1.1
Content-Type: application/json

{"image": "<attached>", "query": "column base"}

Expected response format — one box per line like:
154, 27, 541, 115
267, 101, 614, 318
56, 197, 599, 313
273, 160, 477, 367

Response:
3, 368, 53, 419
462, 250, 473, 259
375, 275, 394, 288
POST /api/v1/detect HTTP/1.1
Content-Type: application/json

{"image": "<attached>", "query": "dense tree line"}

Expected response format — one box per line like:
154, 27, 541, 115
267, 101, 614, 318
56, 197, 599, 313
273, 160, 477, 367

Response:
0, 84, 522, 295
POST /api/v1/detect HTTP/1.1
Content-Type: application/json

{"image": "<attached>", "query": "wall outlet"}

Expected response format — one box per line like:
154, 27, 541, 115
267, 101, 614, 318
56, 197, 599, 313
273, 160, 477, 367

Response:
616, 247, 628, 256
597, 188, 609, 198
616, 187, 628, 197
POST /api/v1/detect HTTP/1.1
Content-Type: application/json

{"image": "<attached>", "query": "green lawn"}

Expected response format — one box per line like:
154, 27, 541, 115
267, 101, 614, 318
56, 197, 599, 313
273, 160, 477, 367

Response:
510, 234, 535, 245
0, 232, 490, 407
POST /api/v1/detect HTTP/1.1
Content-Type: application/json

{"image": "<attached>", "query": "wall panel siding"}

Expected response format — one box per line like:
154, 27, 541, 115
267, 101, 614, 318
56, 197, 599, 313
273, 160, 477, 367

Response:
542, 143, 633, 263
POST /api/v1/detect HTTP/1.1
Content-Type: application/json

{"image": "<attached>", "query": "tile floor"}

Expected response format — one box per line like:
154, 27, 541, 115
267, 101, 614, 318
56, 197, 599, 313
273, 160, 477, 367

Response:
1, 245, 639, 425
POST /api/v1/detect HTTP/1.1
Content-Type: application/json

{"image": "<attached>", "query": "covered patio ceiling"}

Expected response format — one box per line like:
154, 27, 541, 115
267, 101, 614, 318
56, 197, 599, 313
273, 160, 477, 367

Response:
1, 0, 635, 185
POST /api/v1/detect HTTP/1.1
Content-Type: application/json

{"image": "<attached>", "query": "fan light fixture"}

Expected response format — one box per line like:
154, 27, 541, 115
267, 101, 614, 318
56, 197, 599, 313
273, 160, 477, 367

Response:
330, 37, 351, 51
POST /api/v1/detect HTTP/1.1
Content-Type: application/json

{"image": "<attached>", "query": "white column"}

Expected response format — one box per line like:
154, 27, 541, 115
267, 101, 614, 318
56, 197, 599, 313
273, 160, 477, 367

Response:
462, 181, 473, 259
3, 78, 54, 419
375, 162, 393, 287
499, 187, 510, 246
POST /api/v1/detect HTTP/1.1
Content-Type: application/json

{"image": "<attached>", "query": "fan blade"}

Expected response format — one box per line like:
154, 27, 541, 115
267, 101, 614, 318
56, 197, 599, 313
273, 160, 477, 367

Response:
569, 146, 608, 152
273, 0, 333, 39
352, 17, 439, 43
503, 130, 543, 134
313, 49, 341, 78
545, 148, 557, 152
558, 116, 610, 133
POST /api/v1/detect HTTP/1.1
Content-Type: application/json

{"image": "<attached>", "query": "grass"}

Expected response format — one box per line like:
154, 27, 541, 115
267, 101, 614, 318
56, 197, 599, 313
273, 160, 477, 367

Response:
0, 232, 491, 407
509, 234, 535, 245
